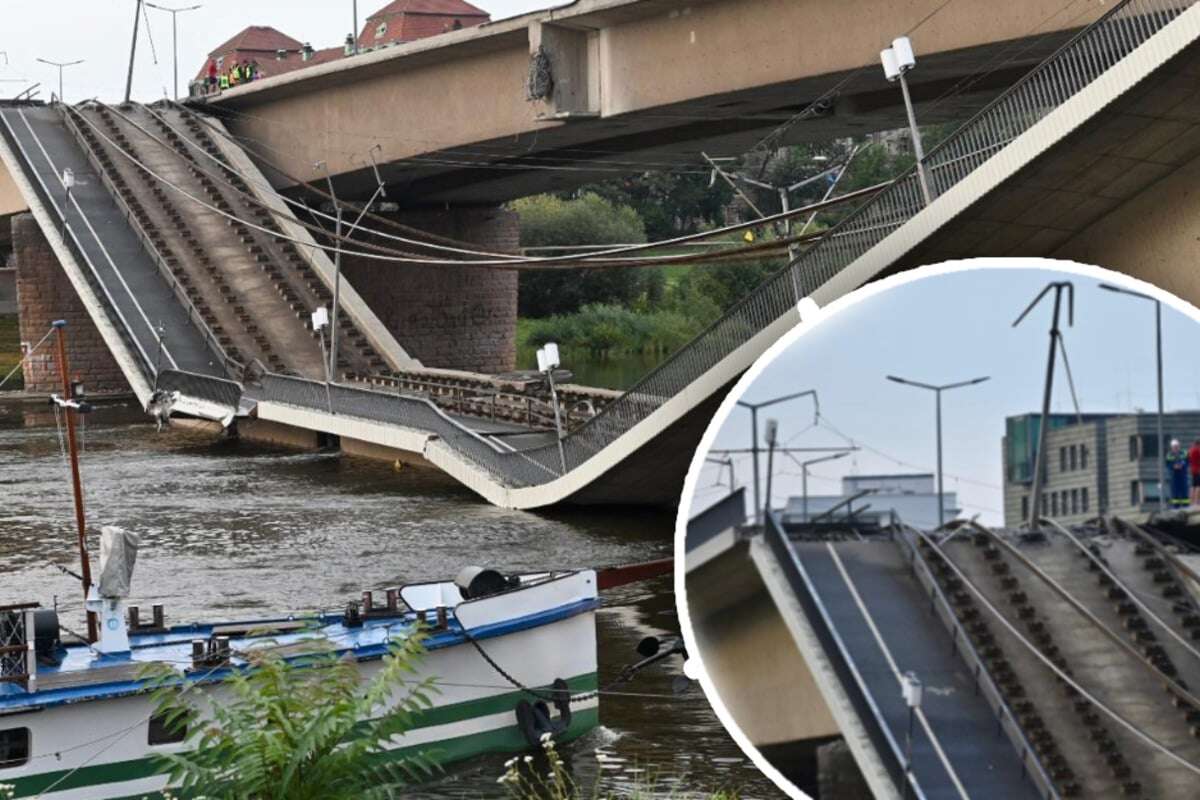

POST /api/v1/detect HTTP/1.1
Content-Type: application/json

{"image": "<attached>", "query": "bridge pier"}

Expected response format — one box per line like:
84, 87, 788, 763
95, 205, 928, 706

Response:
341, 206, 518, 374
11, 213, 129, 395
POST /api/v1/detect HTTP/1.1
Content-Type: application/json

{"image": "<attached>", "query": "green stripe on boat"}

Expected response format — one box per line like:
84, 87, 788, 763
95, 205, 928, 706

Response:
5, 673, 598, 798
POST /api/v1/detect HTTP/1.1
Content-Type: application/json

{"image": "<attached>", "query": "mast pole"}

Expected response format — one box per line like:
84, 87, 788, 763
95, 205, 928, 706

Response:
53, 320, 97, 643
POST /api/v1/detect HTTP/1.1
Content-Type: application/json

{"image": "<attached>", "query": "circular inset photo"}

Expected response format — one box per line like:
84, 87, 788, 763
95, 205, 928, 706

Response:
677, 258, 1200, 800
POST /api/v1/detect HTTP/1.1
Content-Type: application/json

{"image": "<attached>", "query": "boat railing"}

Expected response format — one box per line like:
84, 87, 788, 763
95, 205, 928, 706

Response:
0, 604, 39, 693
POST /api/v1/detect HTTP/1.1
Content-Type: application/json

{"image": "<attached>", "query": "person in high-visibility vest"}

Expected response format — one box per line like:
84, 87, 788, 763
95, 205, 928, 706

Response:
218, 73, 230, 91
1167, 439, 1190, 507
230, 64, 242, 85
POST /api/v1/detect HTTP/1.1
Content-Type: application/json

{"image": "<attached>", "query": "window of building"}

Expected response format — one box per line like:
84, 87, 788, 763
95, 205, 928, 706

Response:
1142, 434, 1159, 460
1041, 494, 1048, 515
1070, 488, 1079, 515
148, 713, 187, 746
1080, 445, 1088, 470
1082, 487, 1089, 513
375, 21, 388, 39
1131, 480, 1141, 506
1130, 435, 1139, 461
1060, 447, 1068, 472
1021, 495, 1029, 520
0, 728, 30, 769
1051, 492, 1059, 516
1069, 445, 1077, 471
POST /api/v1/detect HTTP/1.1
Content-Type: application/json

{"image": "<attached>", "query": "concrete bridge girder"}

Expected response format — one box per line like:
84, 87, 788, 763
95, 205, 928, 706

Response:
207, 0, 1111, 205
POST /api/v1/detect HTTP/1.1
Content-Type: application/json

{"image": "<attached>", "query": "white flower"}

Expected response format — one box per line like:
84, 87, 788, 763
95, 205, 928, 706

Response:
540, 731, 553, 743
504, 757, 517, 768
523, 754, 533, 763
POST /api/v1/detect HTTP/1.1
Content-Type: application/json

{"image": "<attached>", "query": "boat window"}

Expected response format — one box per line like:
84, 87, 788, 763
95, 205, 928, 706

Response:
0, 727, 30, 769
148, 713, 187, 746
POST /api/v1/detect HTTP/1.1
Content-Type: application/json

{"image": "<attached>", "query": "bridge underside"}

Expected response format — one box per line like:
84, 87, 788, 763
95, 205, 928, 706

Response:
206, 0, 1108, 204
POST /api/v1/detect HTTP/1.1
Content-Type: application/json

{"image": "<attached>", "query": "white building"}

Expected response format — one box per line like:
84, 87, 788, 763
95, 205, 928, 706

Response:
780, 473, 959, 531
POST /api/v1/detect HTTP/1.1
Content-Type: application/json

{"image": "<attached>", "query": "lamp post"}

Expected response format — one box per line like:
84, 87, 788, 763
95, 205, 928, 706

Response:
793, 451, 851, 523
886, 374, 990, 528
538, 343, 567, 474
1100, 283, 1166, 513
36, 58, 84, 103
764, 418, 780, 524
145, 3, 202, 101
736, 390, 819, 526
880, 35, 932, 206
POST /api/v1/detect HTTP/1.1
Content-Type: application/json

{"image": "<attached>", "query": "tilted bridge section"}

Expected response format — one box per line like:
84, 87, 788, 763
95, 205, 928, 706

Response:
2, 0, 1198, 508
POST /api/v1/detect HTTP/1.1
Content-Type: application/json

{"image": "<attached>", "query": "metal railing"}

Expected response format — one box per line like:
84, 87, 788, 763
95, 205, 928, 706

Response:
501, 0, 1195, 481
255, 0, 1190, 489
156, 369, 243, 411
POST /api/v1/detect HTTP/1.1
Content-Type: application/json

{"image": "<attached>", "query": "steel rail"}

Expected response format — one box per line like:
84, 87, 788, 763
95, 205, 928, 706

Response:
967, 519, 1200, 713
897, 523, 1062, 800
914, 526, 1200, 778
1040, 516, 1200, 668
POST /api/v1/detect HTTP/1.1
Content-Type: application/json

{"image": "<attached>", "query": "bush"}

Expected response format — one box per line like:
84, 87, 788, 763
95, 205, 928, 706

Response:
521, 304, 704, 357
513, 194, 657, 318
144, 633, 438, 799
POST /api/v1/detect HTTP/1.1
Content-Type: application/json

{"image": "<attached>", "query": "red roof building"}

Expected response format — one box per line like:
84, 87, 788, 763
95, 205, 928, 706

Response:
193, 1, 490, 89
359, 0, 490, 50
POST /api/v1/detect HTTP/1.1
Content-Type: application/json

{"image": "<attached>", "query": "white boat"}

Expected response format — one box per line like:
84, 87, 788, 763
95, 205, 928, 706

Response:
0, 321, 602, 799
0, 565, 600, 799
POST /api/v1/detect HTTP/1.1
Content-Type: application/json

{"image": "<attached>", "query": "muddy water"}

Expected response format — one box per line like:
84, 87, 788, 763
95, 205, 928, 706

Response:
0, 399, 780, 798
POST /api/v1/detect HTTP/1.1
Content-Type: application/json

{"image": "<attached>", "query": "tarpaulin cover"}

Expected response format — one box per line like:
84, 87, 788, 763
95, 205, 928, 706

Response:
98, 526, 140, 598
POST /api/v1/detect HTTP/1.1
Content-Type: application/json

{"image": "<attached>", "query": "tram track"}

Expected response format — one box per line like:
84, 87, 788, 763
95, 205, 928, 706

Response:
908, 517, 1200, 799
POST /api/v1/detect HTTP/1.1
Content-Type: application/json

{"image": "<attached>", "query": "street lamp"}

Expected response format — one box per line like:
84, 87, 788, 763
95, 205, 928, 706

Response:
316, 149, 386, 380
763, 418, 780, 524
537, 342, 567, 474
36, 58, 84, 104
886, 374, 990, 528
145, 3, 202, 101
1100, 282, 1166, 513
880, 35, 932, 206
790, 451, 851, 523
736, 390, 819, 525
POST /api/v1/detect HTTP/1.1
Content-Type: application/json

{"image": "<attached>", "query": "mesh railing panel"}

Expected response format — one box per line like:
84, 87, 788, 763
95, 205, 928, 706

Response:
156, 369, 243, 410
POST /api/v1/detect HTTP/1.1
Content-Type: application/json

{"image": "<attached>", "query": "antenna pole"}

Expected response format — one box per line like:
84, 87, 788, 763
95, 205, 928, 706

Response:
125, 0, 143, 103
53, 321, 98, 643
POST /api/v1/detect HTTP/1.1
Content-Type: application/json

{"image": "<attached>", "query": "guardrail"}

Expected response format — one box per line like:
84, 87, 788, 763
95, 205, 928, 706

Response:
156, 369, 243, 411
62, 104, 245, 382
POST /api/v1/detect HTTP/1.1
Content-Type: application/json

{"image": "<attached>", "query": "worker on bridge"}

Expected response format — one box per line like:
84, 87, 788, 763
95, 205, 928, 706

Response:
1189, 438, 1200, 507
1167, 439, 1189, 508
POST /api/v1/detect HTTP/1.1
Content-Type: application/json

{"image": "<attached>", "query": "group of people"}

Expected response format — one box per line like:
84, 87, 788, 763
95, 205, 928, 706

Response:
1165, 438, 1200, 507
204, 59, 261, 92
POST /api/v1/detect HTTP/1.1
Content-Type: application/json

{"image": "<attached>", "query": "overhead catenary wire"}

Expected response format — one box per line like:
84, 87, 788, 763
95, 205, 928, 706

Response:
69, 102, 883, 269
164, 100, 886, 268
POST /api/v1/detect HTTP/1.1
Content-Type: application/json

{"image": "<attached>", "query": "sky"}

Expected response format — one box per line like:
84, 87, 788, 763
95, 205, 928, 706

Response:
0, 0, 552, 103
689, 265, 1200, 527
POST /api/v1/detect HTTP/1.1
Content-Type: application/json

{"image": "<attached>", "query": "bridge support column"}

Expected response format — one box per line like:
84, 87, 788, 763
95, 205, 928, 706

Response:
342, 206, 518, 374
11, 213, 129, 395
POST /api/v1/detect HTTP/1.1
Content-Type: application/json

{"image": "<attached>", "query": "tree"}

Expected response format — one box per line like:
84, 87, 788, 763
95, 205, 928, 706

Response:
513, 193, 658, 318
145, 634, 438, 800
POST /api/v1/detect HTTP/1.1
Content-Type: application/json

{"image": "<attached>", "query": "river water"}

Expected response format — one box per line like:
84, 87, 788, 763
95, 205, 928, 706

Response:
0, 398, 781, 799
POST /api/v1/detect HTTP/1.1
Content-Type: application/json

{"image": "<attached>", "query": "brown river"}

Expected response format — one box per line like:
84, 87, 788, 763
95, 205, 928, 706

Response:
0, 398, 782, 799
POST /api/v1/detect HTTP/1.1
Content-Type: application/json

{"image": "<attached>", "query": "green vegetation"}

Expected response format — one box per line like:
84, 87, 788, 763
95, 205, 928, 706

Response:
143, 633, 438, 799
511, 136, 928, 372
0, 315, 22, 390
